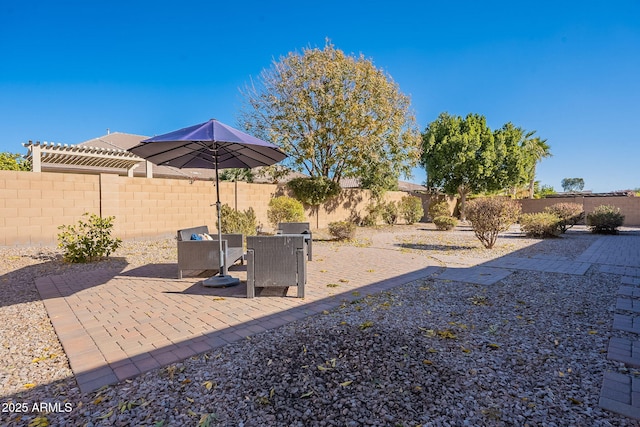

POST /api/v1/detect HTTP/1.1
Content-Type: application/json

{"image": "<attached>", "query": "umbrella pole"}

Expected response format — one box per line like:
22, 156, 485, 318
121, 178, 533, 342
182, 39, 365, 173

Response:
203, 148, 240, 288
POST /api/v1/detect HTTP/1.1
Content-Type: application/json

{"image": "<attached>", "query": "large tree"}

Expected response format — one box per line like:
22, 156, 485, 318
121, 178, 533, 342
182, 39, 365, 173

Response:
522, 133, 551, 199
492, 122, 531, 195
420, 113, 498, 220
240, 41, 421, 190
0, 152, 30, 171
561, 177, 585, 192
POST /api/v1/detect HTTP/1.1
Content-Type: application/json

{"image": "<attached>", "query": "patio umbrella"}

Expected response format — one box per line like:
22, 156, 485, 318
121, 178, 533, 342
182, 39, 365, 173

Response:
128, 118, 287, 287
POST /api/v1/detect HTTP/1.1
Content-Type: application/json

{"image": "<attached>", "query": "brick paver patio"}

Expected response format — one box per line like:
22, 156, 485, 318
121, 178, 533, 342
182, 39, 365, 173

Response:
34, 226, 640, 421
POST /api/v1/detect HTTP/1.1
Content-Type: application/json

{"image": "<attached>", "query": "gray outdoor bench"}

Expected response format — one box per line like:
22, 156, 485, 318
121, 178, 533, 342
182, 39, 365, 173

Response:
176, 226, 244, 279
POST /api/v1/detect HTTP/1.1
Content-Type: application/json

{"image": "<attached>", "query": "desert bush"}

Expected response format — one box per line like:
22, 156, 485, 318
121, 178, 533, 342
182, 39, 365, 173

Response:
328, 221, 356, 240
267, 196, 305, 228
466, 198, 521, 249
587, 205, 625, 234
381, 201, 399, 225
519, 212, 562, 238
57, 213, 122, 263
433, 215, 458, 231
220, 204, 257, 236
428, 200, 450, 220
399, 195, 424, 224
361, 203, 383, 226
544, 202, 584, 233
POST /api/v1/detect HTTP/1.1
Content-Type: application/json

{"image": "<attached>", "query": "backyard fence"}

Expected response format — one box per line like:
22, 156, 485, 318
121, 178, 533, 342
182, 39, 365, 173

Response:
1, 170, 638, 247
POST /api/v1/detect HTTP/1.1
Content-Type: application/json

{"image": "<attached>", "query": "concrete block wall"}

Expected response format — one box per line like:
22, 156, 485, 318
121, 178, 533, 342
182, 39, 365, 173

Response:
518, 196, 640, 226
1, 171, 426, 246
0, 171, 100, 246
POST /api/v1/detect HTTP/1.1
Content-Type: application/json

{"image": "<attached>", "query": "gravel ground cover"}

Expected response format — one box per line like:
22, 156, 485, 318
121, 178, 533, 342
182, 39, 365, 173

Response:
0, 225, 636, 426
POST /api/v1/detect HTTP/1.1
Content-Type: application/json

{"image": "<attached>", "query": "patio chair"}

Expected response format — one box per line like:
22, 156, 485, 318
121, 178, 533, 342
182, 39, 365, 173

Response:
246, 235, 307, 298
277, 222, 313, 260
176, 226, 244, 279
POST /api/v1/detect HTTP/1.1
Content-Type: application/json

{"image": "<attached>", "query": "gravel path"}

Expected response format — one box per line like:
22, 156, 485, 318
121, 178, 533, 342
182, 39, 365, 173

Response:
0, 225, 637, 426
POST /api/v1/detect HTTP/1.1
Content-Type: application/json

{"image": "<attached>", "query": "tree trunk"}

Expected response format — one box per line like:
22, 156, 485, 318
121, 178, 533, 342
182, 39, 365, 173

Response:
528, 177, 535, 199
458, 185, 469, 221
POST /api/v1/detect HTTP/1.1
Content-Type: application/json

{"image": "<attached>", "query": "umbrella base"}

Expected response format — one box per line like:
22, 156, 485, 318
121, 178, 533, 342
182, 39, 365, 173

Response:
202, 275, 240, 288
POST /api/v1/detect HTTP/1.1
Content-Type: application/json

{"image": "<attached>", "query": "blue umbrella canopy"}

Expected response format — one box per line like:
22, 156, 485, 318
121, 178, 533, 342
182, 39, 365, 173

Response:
129, 118, 286, 169
128, 118, 287, 287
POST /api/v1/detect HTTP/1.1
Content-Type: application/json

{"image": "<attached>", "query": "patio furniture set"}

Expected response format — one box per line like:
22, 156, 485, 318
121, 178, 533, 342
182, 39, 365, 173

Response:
176, 222, 311, 298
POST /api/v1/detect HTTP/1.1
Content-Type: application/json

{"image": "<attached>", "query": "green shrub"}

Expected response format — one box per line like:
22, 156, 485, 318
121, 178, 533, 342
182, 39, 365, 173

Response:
57, 213, 122, 263
399, 195, 424, 224
220, 204, 257, 236
433, 215, 458, 231
428, 201, 450, 220
287, 177, 341, 206
519, 212, 562, 238
381, 201, 399, 225
361, 203, 382, 226
544, 202, 584, 233
328, 221, 356, 240
466, 198, 521, 249
267, 196, 305, 228
587, 205, 625, 234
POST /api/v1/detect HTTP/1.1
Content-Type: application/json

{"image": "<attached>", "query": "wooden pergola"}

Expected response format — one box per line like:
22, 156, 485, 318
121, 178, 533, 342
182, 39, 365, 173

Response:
23, 141, 153, 177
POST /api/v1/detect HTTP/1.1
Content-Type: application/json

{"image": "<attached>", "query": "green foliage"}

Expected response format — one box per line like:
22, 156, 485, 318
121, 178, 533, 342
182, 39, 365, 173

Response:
328, 221, 356, 240
492, 123, 531, 193
57, 213, 122, 263
534, 182, 556, 198
421, 113, 499, 218
361, 203, 382, 226
267, 196, 305, 228
466, 198, 521, 249
522, 134, 551, 198
219, 168, 254, 182
359, 162, 399, 200
587, 205, 625, 234
381, 201, 399, 225
519, 213, 562, 238
220, 204, 257, 236
240, 40, 421, 188
544, 202, 584, 233
0, 152, 30, 171
428, 201, 451, 220
433, 215, 458, 231
287, 177, 341, 206
398, 195, 424, 224
561, 178, 585, 192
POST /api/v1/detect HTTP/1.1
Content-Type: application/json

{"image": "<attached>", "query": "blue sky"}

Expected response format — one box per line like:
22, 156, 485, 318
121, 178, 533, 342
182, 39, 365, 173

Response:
1, 1, 638, 192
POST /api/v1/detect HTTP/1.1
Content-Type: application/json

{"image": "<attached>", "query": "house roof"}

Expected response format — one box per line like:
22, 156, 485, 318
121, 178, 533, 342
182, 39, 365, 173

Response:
338, 177, 428, 193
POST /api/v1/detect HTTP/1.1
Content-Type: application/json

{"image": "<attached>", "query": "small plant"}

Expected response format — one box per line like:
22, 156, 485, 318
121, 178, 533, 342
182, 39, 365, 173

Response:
544, 202, 584, 233
519, 212, 562, 238
220, 204, 257, 236
267, 196, 305, 228
428, 200, 450, 221
328, 221, 356, 240
57, 213, 122, 263
433, 215, 458, 231
361, 203, 382, 226
466, 198, 521, 249
399, 195, 424, 224
587, 205, 625, 234
381, 201, 399, 225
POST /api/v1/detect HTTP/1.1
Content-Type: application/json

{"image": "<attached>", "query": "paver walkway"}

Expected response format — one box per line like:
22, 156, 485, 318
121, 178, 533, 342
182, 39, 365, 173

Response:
590, 233, 640, 420
34, 226, 640, 422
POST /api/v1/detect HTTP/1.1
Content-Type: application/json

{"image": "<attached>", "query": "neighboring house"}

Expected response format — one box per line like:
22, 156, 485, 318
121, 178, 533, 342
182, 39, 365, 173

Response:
339, 177, 429, 194
23, 131, 429, 193
23, 131, 304, 183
